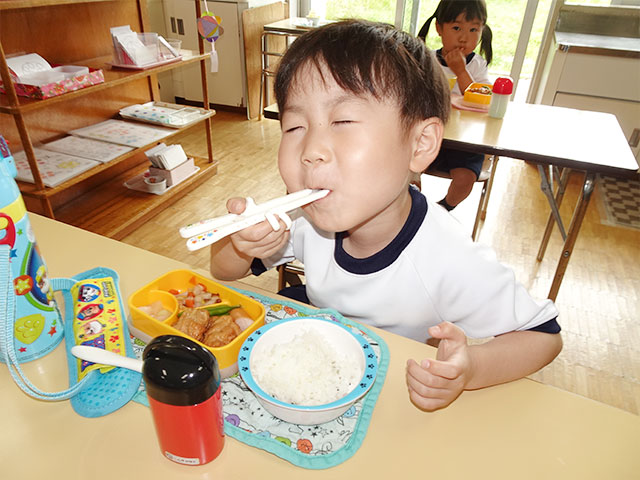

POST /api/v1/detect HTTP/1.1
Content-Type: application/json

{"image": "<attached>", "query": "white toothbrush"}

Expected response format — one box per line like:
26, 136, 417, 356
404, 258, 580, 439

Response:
180, 188, 329, 251
71, 345, 143, 373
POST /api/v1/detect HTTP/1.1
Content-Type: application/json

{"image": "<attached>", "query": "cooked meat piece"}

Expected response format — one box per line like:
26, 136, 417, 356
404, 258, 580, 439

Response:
173, 308, 210, 342
202, 315, 241, 347
229, 307, 254, 331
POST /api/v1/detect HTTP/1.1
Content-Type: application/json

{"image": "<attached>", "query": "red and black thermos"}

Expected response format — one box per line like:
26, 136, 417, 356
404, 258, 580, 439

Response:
143, 335, 225, 465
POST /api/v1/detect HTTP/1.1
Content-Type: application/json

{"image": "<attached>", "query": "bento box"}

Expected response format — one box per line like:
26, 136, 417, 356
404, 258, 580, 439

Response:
128, 269, 265, 377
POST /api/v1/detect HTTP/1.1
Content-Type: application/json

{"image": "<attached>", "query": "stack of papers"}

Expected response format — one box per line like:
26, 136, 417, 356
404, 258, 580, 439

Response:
13, 148, 99, 187
145, 143, 188, 169
120, 102, 214, 128
41, 136, 133, 163
69, 120, 172, 148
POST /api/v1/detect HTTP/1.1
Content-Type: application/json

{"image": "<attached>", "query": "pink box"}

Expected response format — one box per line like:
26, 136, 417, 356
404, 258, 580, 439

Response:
149, 157, 196, 187
0, 67, 105, 100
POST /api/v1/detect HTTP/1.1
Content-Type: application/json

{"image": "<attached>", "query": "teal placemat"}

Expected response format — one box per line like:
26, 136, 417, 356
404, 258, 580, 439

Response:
131, 289, 389, 469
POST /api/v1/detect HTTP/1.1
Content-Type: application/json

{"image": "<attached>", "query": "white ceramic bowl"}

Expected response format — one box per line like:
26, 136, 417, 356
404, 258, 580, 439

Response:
238, 317, 378, 425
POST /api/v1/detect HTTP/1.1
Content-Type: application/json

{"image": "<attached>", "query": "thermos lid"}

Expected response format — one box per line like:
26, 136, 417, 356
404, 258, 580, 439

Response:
143, 335, 221, 406
492, 76, 514, 95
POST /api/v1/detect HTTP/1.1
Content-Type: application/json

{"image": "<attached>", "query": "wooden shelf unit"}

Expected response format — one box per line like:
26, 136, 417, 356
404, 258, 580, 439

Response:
0, 0, 216, 236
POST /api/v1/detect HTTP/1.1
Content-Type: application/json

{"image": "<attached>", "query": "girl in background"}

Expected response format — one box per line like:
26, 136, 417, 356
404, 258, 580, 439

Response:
417, 0, 494, 212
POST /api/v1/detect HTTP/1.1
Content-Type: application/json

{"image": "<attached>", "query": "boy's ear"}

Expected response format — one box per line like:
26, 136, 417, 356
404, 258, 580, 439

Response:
435, 22, 443, 37
409, 117, 443, 174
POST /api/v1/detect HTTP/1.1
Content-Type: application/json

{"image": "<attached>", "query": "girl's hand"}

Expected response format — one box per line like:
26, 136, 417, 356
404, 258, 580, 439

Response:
406, 322, 474, 411
443, 48, 467, 76
225, 197, 290, 259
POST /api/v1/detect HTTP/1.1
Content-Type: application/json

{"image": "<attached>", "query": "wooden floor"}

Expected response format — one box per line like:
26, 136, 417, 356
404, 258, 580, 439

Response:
121, 110, 640, 415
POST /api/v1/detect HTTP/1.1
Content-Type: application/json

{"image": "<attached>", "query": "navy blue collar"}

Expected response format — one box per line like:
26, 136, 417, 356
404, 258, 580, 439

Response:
436, 48, 476, 68
334, 187, 427, 274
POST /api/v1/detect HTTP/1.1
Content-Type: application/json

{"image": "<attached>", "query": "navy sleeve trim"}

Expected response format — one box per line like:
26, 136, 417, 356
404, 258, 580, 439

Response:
527, 318, 561, 334
250, 258, 267, 276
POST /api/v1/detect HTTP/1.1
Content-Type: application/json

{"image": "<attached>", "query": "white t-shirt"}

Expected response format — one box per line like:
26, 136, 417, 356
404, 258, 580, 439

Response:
437, 50, 490, 95
259, 188, 558, 343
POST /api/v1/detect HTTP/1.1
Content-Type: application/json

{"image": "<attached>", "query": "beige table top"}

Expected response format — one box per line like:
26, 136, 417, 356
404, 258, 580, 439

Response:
2, 214, 639, 480
443, 101, 638, 178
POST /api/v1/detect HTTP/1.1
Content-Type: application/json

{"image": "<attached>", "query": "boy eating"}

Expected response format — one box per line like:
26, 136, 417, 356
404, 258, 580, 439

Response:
210, 20, 561, 411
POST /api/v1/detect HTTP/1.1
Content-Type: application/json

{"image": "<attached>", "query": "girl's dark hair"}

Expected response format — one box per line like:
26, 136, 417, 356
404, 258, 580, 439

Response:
274, 19, 450, 130
417, 0, 493, 65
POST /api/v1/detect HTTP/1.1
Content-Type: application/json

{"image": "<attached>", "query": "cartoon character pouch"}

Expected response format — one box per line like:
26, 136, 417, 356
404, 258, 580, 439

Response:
70, 275, 127, 380
1, 265, 141, 418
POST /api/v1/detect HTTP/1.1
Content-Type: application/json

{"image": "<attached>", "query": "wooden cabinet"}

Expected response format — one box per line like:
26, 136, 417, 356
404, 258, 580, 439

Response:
0, 0, 217, 239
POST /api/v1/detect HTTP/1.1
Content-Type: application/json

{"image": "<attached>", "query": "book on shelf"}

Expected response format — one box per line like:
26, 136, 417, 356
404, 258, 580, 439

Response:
69, 119, 173, 148
120, 101, 214, 128
13, 148, 100, 188
41, 136, 134, 163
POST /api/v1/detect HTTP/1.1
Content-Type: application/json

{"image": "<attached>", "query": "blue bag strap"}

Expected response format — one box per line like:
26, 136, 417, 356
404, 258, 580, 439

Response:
0, 245, 93, 400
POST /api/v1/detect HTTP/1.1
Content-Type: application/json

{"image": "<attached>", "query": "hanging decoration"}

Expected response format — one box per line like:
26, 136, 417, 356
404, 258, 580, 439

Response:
197, 11, 224, 43
197, 1, 222, 73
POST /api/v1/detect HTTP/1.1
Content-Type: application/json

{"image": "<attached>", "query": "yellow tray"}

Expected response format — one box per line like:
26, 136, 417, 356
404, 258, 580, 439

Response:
128, 269, 265, 377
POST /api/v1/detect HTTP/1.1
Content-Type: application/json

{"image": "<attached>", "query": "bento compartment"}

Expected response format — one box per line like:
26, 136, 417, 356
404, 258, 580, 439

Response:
130, 289, 178, 321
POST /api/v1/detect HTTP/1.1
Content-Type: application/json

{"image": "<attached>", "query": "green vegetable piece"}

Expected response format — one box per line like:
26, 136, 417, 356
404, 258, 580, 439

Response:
206, 304, 240, 316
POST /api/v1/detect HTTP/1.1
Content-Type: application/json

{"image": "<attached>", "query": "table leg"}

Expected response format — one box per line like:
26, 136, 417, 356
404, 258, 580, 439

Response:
537, 167, 570, 261
259, 32, 268, 120
537, 164, 568, 242
548, 172, 595, 301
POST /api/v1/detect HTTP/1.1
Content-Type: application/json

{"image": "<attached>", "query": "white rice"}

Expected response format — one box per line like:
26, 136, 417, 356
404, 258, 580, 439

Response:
250, 328, 362, 406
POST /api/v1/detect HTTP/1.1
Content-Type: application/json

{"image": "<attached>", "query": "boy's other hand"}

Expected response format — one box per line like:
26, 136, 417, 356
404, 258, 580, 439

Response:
406, 322, 473, 411
225, 197, 290, 259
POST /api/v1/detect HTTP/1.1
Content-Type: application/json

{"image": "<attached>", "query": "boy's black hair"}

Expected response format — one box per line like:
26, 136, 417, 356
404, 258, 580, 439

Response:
417, 0, 493, 65
274, 19, 450, 130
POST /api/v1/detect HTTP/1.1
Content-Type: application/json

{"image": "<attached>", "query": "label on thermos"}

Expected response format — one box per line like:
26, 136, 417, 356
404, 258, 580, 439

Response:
164, 452, 202, 466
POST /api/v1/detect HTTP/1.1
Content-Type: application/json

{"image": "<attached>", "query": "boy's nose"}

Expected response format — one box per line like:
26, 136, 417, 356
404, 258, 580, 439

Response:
301, 129, 330, 165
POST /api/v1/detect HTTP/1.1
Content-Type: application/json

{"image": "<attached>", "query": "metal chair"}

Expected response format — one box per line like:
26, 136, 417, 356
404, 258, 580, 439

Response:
277, 260, 305, 292
259, 30, 290, 120
422, 154, 498, 241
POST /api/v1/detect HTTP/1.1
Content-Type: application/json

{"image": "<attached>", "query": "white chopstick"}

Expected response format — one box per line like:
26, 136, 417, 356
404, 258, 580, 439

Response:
181, 189, 329, 251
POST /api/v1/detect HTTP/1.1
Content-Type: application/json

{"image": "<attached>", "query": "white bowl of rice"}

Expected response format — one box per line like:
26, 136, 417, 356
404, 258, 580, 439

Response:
238, 317, 378, 425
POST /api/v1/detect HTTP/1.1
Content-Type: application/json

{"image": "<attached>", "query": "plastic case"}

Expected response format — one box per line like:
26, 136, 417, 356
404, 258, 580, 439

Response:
128, 269, 265, 377
149, 158, 196, 187
462, 82, 493, 109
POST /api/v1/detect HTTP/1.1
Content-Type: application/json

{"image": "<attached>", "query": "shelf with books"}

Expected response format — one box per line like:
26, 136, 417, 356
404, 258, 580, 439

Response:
0, 0, 216, 236
16, 116, 214, 199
